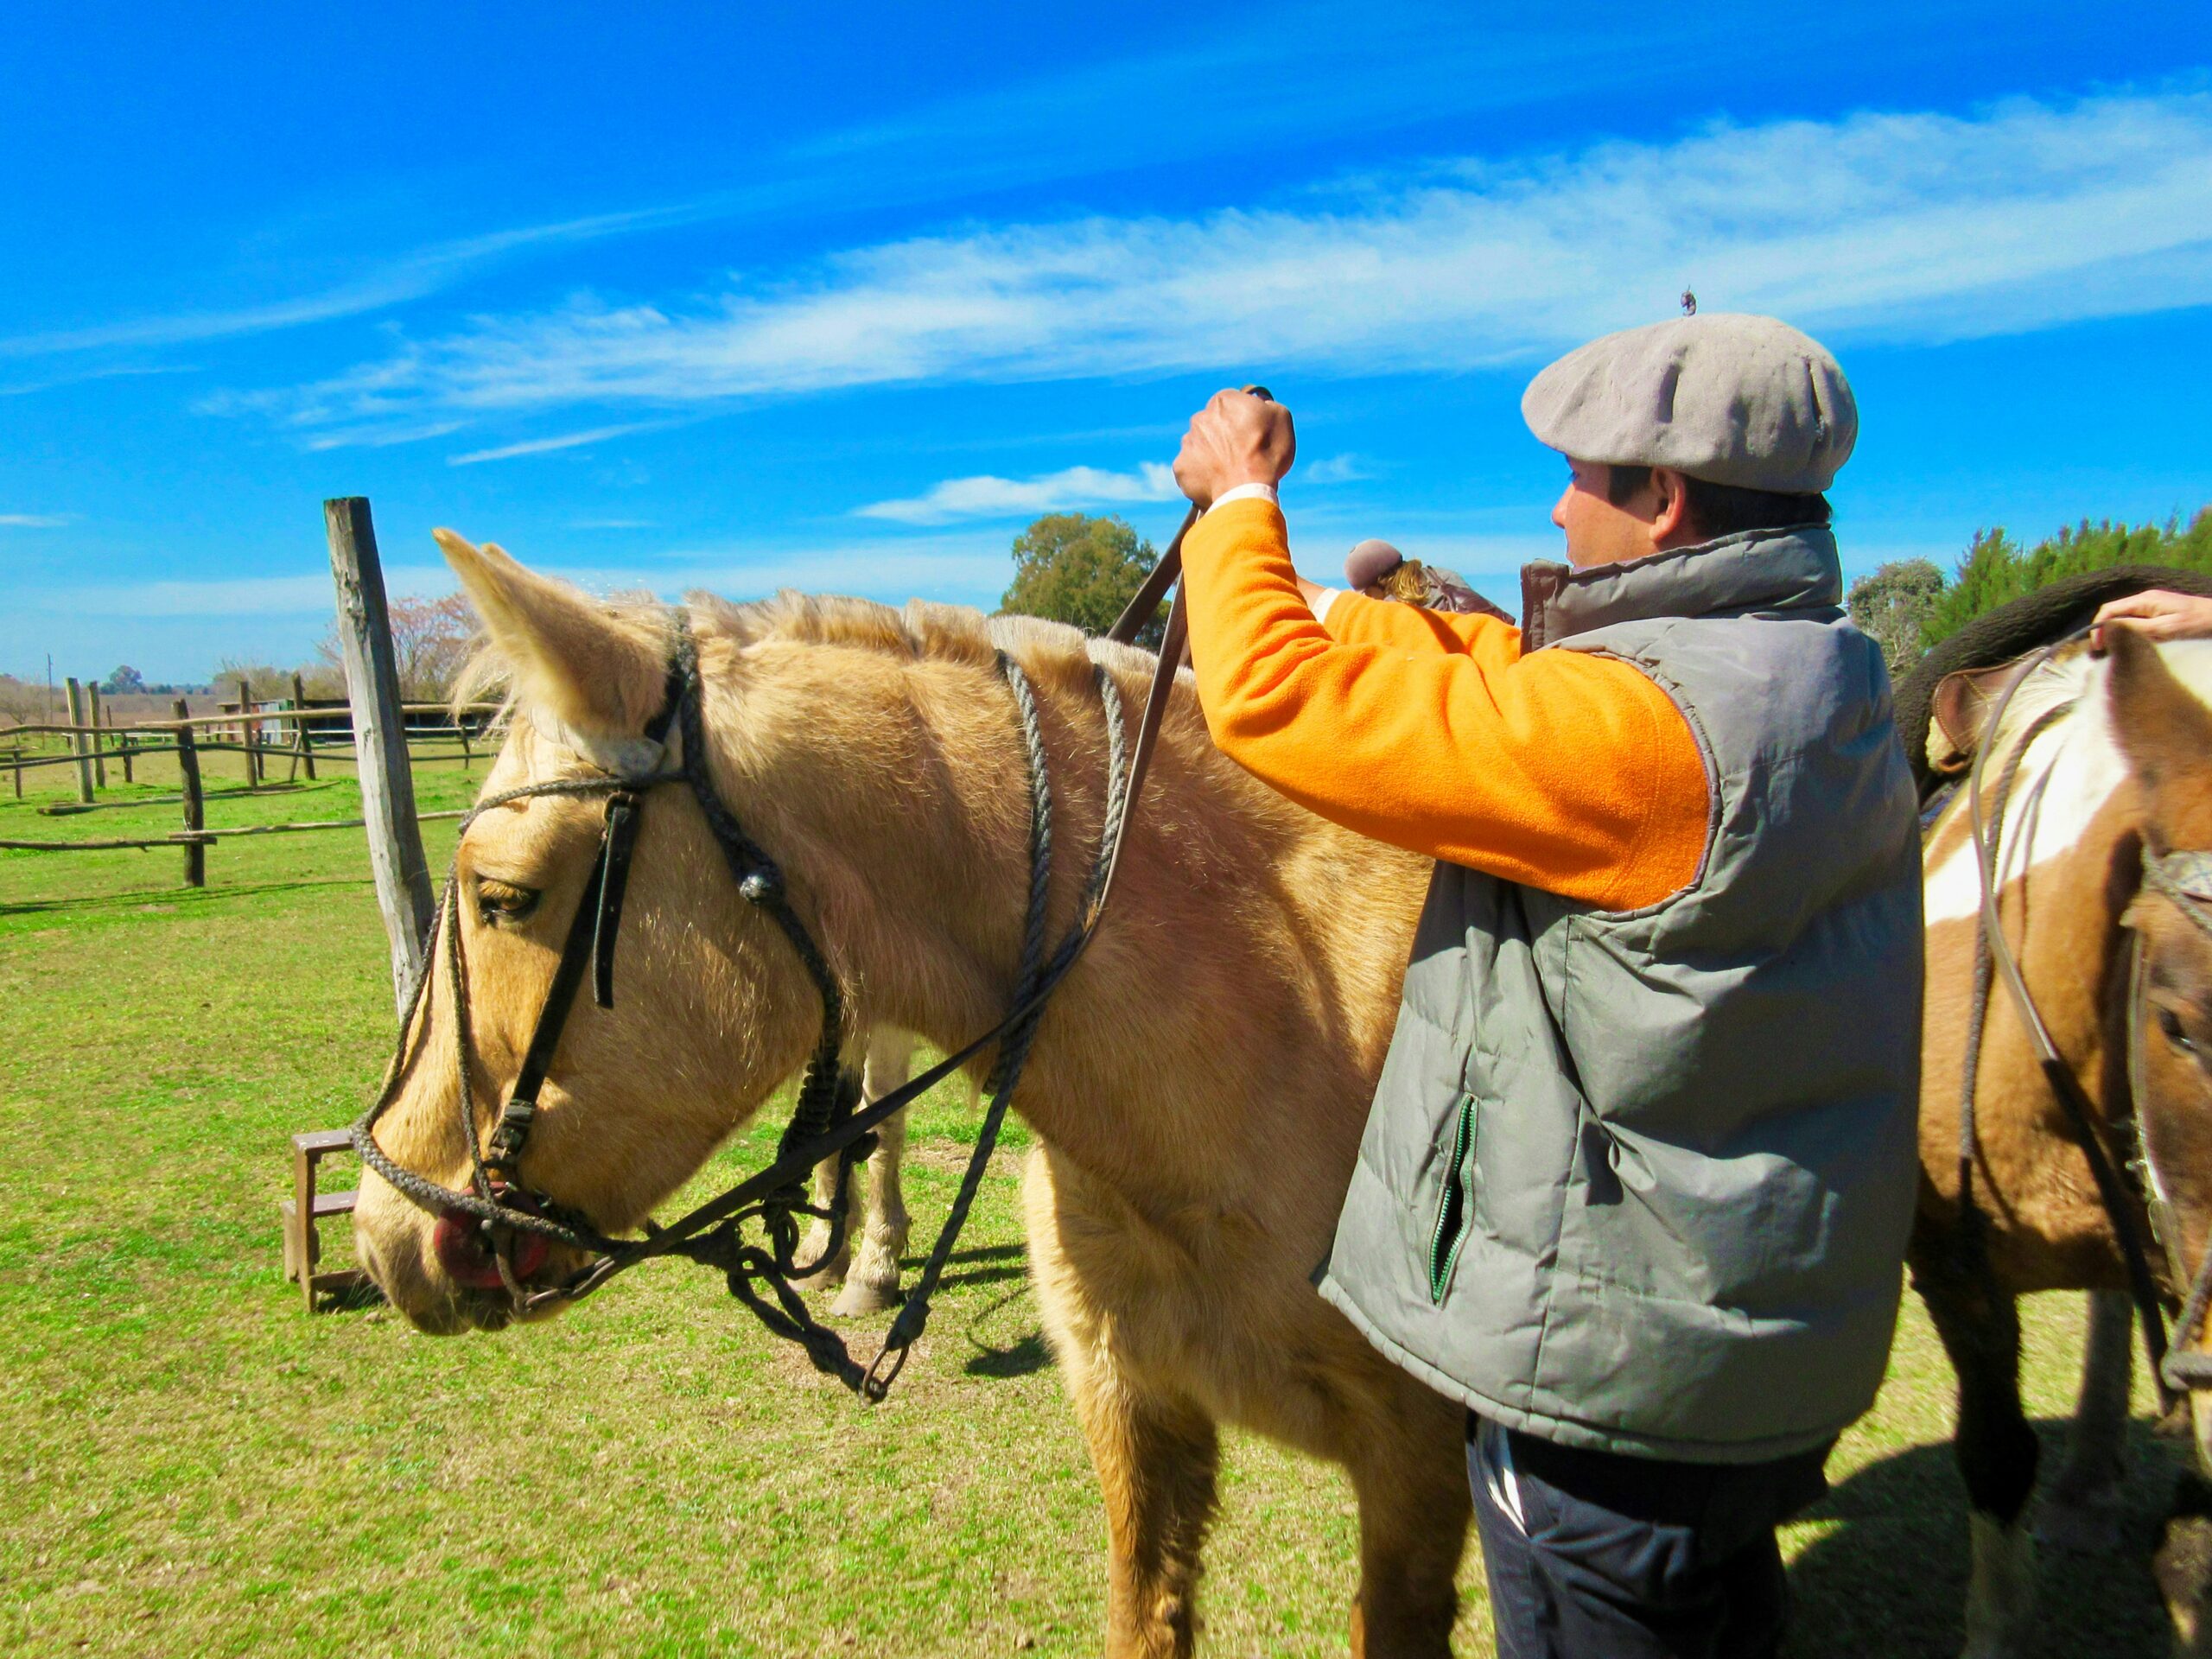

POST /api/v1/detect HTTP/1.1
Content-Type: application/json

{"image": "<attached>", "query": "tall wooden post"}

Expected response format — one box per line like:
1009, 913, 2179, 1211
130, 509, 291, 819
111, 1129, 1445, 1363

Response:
174, 698, 206, 888
86, 683, 108, 788
325, 497, 435, 1010
63, 678, 93, 803
291, 671, 317, 782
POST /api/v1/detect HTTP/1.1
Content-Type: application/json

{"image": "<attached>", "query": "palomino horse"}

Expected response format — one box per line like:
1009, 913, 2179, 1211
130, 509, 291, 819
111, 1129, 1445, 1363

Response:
1912, 622, 2212, 1656
352, 535, 1466, 1656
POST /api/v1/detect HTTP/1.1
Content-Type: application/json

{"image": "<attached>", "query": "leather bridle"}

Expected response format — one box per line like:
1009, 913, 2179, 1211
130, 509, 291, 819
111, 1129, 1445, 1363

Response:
1962, 631, 2212, 1407
353, 506, 1206, 1399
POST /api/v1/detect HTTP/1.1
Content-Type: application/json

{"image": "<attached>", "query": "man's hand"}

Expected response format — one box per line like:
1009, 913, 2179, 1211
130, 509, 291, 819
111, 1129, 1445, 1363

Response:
2092, 588, 2212, 650
1173, 387, 1295, 510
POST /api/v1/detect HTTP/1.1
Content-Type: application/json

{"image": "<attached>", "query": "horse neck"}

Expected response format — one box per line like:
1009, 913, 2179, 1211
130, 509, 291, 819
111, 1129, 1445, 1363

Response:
1980, 699, 2140, 1085
714, 627, 1419, 1192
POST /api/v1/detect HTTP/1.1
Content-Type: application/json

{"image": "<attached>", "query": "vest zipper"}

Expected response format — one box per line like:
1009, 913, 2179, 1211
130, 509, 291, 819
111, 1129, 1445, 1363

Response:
1427, 1095, 1478, 1303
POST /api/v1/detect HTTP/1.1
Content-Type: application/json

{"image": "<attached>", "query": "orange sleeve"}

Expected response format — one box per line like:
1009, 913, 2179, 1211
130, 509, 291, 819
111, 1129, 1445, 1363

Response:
1179, 497, 1709, 911
1319, 589, 1521, 667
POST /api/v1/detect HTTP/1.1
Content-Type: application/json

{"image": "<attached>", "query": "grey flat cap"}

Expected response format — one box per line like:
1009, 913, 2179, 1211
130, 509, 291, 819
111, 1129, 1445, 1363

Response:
1522, 313, 1856, 493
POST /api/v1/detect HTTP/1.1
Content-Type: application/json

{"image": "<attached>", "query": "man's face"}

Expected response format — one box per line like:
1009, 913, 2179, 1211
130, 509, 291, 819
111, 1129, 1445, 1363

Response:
1551, 459, 1662, 569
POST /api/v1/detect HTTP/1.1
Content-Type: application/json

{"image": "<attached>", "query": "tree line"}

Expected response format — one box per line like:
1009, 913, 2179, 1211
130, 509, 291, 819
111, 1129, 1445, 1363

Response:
1848, 506, 2212, 677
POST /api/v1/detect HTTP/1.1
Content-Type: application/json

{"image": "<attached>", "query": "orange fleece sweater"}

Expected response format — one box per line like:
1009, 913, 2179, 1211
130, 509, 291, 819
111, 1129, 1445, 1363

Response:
1179, 497, 1709, 912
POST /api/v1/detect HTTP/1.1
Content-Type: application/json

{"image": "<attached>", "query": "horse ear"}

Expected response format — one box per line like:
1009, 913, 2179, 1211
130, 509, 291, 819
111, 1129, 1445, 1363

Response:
434, 530, 670, 754
2107, 625, 2212, 855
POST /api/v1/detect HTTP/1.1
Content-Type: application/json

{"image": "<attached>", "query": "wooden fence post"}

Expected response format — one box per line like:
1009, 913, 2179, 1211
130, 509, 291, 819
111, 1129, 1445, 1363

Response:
86, 683, 108, 788
174, 698, 206, 888
237, 676, 259, 788
10, 747, 19, 799
325, 497, 435, 1010
291, 671, 317, 782
112, 708, 132, 785
63, 678, 93, 803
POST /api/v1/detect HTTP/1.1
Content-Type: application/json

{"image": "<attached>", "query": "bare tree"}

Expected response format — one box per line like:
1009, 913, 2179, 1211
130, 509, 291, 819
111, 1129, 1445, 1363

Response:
315, 593, 478, 701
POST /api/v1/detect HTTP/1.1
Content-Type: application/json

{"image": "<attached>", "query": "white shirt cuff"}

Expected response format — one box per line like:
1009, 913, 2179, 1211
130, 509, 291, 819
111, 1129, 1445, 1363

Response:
1309, 586, 1344, 625
1205, 481, 1279, 514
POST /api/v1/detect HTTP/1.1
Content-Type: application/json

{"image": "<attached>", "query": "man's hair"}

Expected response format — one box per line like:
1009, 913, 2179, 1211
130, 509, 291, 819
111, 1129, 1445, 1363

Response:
1604, 464, 1832, 536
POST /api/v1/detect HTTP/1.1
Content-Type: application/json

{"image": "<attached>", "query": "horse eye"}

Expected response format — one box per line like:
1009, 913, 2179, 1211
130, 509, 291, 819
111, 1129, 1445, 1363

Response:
476, 880, 541, 925
2158, 1006, 2199, 1054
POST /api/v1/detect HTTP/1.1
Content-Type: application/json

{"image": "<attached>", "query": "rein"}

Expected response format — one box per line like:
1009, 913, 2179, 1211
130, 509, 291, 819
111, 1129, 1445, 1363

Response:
353, 513, 1200, 1400
1960, 628, 2212, 1407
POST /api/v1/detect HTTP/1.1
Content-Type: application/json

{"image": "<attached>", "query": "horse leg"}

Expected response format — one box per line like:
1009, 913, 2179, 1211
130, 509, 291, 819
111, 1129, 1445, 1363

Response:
1912, 1229, 2042, 1659
1027, 1150, 1218, 1658
1343, 1392, 1468, 1658
2040, 1290, 2134, 1553
794, 1146, 853, 1294
832, 1032, 912, 1316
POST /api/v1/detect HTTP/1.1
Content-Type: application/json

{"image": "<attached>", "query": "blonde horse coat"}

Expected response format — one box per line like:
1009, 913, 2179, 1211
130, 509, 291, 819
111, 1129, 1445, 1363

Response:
353, 535, 1469, 1657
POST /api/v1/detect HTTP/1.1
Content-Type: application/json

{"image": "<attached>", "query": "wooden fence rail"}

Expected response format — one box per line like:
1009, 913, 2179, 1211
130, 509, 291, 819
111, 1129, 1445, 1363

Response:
0, 808, 467, 854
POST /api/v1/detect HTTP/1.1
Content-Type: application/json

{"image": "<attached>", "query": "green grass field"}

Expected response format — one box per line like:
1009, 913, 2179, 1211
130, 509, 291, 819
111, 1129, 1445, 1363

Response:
0, 739, 2190, 1656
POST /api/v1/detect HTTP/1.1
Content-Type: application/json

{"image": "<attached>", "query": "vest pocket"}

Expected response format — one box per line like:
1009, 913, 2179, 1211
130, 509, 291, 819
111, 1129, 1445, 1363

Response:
1427, 1095, 1478, 1303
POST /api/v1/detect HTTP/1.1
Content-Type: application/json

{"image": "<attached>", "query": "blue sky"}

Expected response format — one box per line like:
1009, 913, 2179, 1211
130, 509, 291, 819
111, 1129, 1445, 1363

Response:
3, 1, 2208, 683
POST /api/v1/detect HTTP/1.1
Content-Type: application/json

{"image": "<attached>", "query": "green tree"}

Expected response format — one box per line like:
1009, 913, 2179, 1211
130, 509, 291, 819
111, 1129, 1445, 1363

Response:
1847, 558, 1944, 678
103, 664, 145, 694
1922, 507, 2212, 648
1001, 513, 1163, 645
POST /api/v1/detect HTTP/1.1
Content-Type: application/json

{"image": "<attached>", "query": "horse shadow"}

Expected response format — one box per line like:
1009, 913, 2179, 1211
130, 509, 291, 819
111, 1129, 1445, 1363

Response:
1783, 1421, 2184, 1657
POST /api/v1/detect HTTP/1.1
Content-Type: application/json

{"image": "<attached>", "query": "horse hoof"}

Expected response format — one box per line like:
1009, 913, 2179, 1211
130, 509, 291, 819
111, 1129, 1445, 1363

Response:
831, 1280, 901, 1318
2037, 1495, 2126, 1554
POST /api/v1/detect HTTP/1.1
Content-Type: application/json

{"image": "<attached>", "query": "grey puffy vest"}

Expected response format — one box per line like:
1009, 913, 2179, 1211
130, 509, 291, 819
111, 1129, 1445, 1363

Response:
1317, 524, 1923, 1464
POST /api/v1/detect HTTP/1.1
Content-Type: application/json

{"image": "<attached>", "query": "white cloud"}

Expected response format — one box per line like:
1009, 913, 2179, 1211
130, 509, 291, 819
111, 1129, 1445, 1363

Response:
858, 461, 1179, 524
0, 512, 71, 528
0, 207, 696, 360
219, 91, 2212, 445
448, 423, 665, 466
1300, 454, 1370, 486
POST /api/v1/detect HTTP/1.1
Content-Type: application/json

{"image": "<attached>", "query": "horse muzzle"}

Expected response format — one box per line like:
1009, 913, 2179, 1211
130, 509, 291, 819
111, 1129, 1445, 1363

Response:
432, 1211, 554, 1289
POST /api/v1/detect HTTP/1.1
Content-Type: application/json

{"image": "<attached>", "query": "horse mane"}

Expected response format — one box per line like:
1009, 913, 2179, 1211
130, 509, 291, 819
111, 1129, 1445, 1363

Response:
1893, 563, 2212, 800
694, 589, 1163, 700
456, 585, 1165, 715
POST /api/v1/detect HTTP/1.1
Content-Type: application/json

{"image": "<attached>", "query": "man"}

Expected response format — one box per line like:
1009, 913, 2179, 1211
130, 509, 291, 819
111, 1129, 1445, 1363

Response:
1168, 313, 1923, 1658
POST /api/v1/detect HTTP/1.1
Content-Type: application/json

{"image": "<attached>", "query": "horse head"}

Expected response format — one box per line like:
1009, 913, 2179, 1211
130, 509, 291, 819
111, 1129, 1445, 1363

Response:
352, 534, 861, 1333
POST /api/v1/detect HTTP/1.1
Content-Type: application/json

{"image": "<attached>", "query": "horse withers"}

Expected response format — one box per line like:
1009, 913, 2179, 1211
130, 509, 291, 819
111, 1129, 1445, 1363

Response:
1913, 620, 2212, 1656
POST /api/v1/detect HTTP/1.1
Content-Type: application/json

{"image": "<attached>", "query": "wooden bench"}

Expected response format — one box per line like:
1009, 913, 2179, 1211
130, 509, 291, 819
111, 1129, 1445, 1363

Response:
280, 1128, 367, 1311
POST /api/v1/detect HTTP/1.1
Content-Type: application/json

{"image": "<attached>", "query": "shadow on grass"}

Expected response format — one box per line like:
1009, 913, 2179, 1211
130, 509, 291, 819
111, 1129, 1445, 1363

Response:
0, 874, 371, 917
965, 1332, 1051, 1379
1783, 1421, 2184, 1658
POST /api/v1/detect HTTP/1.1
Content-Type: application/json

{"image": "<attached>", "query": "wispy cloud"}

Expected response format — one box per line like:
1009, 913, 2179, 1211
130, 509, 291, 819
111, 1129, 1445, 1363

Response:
1300, 454, 1371, 486
858, 461, 1178, 524
217, 91, 2212, 445
0, 512, 71, 529
448, 422, 667, 466
26, 565, 460, 618
0, 207, 697, 361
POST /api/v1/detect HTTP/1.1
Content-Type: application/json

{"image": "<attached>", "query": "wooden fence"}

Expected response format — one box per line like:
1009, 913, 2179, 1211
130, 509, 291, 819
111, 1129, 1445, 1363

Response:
5, 498, 472, 1007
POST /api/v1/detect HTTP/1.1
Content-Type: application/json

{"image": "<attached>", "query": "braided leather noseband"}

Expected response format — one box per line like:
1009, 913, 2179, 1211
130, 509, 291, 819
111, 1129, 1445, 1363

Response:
352, 607, 1135, 1398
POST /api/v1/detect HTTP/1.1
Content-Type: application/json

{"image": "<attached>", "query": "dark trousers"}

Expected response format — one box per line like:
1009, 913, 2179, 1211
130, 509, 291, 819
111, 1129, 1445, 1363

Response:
1468, 1415, 1832, 1659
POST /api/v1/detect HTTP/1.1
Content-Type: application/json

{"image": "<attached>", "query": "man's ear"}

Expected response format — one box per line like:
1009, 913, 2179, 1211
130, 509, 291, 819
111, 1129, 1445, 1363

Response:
1648, 467, 1697, 550
2107, 624, 2212, 856
434, 530, 670, 764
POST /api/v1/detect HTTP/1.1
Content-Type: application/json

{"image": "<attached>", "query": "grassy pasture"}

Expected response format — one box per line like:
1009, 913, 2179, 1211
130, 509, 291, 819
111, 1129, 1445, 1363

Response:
0, 740, 2191, 1656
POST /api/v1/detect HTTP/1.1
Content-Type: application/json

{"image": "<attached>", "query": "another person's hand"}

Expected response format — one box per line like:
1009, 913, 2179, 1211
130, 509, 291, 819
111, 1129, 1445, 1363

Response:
1173, 387, 1295, 510
2092, 589, 2212, 649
